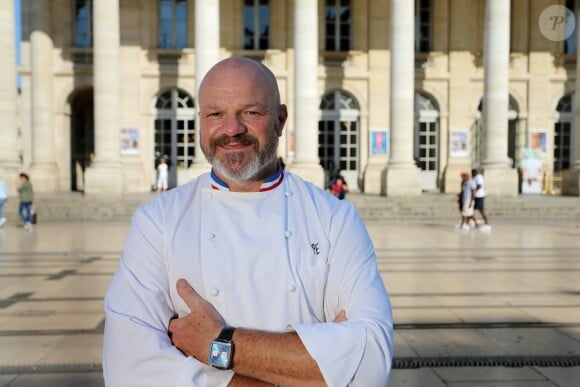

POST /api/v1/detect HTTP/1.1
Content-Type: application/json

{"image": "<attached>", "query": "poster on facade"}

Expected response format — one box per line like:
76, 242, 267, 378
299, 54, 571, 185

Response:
370, 130, 389, 156
521, 148, 543, 194
530, 131, 547, 154
450, 131, 469, 157
120, 128, 139, 156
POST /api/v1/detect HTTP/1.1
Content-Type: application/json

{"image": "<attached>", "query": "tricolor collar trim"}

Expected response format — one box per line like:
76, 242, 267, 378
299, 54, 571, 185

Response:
210, 164, 284, 192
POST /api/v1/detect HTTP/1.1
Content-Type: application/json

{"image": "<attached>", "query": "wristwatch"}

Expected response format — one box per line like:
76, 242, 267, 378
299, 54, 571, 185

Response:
208, 326, 236, 370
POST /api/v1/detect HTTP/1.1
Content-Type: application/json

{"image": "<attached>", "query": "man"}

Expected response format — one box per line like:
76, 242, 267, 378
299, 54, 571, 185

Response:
471, 168, 490, 228
103, 57, 393, 386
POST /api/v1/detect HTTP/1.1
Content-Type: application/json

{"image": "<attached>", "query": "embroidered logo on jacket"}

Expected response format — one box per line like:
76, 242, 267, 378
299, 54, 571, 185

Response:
311, 242, 320, 256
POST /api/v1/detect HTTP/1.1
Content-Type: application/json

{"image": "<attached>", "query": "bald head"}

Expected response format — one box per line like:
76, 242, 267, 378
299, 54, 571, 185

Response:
198, 57, 281, 108
196, 57, 288, 187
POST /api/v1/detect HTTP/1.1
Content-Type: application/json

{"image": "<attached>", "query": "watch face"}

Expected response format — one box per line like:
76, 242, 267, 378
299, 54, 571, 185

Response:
209, 341, 232, 369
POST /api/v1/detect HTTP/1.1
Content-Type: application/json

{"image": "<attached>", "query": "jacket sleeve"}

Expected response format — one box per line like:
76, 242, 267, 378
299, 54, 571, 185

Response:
103, 205, 233, 387
291, 203, 393, 386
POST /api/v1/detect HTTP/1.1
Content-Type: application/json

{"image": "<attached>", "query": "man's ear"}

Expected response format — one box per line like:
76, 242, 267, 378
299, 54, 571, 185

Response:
277, 104, 288, 136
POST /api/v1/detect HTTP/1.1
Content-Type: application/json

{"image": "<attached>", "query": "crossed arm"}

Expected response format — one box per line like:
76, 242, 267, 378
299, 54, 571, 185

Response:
168, 278, 347, 386
104, 203, 393, 387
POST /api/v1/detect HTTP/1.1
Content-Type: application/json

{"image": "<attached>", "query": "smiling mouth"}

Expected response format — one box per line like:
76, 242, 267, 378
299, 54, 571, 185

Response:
221, 142, 249, 149
211, 134, 258, 151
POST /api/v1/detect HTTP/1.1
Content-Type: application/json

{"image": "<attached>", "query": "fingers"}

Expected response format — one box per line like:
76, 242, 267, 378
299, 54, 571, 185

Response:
333, 309, 347, 323
176, 278, 199, 308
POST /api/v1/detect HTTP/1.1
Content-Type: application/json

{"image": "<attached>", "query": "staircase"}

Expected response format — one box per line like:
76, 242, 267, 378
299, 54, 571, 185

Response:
347, 193, 580, 222
2, 192, 578, 223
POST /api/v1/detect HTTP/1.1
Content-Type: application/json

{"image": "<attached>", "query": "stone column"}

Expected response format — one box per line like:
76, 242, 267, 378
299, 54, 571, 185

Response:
562, 0, 580, 195
382, 0, 421, 196
29, 0, 59, 192
84, 0, 123, 195
288, 0, 324, 187
0, 0, 21, 187
481, 0, 517, 195
189, 0, 219, 177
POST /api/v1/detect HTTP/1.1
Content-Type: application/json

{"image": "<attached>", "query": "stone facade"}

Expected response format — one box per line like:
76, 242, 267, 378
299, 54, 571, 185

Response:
1, 0, 578, 196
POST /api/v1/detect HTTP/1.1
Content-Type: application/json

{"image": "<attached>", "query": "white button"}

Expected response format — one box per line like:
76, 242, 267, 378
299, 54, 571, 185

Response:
205, 192, 213, 200
207, 232, 216, 240
211, 287, 219, 297
285, 191, 293, 198
287, 283, 296, 293
285, 230, 293, 238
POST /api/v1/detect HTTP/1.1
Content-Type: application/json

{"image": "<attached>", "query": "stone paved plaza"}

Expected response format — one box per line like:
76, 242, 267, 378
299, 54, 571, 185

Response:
0, 218, 579, 386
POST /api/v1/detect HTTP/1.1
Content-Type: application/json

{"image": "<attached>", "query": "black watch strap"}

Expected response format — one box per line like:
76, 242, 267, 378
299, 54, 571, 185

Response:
217, 326, 236, 342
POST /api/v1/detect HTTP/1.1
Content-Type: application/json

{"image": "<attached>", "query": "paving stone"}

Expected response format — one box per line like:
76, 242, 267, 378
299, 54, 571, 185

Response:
0, 216, 578, 385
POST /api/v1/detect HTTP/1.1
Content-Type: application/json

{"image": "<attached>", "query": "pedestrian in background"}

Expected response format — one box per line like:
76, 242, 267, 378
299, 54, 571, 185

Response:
0, 178, 7, 227
330, 175, 349, 200
156, 158, 168, 193
456, 172, 477, 232
325, 168, 344, 191
471, 168, 491, 230
17, 173, 34, 231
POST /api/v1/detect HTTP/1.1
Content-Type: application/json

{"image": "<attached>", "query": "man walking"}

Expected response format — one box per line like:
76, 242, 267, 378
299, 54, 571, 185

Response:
471, 169, 491, 230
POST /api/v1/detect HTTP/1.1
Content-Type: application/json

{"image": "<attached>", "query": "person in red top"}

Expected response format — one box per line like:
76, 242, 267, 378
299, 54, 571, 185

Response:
330, 176, 349, 200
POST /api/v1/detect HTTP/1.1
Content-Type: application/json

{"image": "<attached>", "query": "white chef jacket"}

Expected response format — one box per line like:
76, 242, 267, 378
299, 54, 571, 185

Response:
103, 171, 393, 387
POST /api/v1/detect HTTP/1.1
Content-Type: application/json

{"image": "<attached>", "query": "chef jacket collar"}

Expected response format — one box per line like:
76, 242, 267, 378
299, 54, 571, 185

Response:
210, 163, 284, 192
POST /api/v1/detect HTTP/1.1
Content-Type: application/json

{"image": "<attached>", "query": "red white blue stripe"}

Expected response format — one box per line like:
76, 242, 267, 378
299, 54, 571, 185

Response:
210, 163, 284, 192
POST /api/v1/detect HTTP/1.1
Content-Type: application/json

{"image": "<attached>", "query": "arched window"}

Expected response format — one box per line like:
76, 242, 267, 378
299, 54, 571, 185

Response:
153, 88, 196, 189
414, 92, 439, 190
319, 91, 360, 187
555, 94, 573, 172
70, 88, 94, 191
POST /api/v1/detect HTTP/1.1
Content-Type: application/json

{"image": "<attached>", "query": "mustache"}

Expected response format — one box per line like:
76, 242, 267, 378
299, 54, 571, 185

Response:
210, 134, 259, 148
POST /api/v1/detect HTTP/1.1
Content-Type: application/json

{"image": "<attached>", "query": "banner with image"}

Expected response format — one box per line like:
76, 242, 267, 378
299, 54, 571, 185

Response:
530, 131, 547, 154
370, 130, 388, 156
120, 128, 139, 156
450, 131, 469, 157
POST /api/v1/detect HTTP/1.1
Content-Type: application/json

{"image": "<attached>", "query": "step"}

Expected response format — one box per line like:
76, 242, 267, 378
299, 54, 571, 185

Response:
1, 192, 578, 223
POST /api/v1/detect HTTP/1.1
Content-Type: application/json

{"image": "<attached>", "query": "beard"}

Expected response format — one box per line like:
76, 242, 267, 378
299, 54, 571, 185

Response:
202, 129, 279, 182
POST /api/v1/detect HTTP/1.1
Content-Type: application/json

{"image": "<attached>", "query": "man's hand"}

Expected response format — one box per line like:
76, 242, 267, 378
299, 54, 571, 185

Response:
168, 278, 225, 363
333, 309, 347, 323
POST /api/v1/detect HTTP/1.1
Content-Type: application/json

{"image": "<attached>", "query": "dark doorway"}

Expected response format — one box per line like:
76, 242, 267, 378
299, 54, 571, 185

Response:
70, 89, 94, 191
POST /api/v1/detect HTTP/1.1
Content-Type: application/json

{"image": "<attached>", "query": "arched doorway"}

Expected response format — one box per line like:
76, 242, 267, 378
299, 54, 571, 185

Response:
414, 92, 439, 191
70, 88, 94, 192
554, 94, 573, 173
475, 96, 519, 168
153, 88, 196, 190
318, 90, 360, 188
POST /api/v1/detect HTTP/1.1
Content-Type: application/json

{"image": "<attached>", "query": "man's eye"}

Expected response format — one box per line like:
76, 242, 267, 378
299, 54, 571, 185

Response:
208, 112, 222, 117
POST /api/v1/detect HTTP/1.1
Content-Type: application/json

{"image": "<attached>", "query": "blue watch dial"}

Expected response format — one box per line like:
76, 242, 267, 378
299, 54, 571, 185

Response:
209, 341, 233, 369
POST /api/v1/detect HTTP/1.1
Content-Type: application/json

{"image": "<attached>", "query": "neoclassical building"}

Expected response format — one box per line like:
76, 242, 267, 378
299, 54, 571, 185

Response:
1, 0, 579, 196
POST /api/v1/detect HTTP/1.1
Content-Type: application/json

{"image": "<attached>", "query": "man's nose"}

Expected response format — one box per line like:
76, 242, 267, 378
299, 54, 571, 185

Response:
222, 113, 247, 136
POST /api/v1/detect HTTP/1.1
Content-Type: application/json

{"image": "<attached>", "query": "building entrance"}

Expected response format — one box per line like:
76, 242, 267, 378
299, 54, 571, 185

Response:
70, 89, 94, 192
153, 88, 196, 190
414, 92, 440, 191
318, 91, 360, 189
